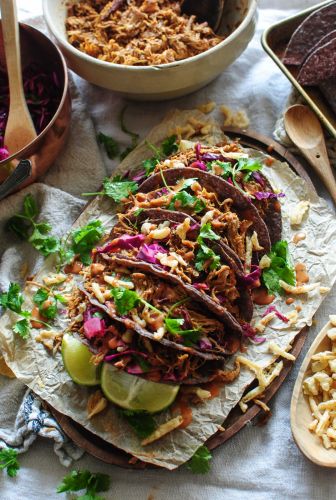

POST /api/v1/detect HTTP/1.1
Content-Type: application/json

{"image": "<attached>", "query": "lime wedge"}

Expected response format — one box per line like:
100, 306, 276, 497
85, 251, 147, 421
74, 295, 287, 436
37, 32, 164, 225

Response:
101, 363, 180, 413
62, 333, 100, 386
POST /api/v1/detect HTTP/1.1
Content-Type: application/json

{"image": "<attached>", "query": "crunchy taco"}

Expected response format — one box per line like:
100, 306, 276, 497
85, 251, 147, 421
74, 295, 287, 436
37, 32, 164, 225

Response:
149, 142, 283, 245
136, 167, 271, 266
98, 208, 254, 322
69, 259, 243, 378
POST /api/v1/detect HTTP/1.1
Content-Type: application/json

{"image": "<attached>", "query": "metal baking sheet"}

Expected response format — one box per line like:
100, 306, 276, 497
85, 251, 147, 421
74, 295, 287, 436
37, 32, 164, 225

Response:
261, 0, 336, 139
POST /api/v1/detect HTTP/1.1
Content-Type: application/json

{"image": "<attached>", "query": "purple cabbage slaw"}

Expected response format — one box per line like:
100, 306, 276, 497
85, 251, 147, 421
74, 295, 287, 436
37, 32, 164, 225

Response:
136, 243, 167, 264
0, 63, 62, 160
254, 191, 285, 200
262, 305, 289, 323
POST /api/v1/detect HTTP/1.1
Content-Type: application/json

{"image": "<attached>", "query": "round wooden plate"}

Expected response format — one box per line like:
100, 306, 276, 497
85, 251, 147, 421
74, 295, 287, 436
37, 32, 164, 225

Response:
49, 129, 314, 469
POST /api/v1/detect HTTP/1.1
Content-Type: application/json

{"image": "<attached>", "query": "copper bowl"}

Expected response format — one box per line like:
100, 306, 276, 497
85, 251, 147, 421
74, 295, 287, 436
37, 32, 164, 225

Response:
0, 21, 71, 195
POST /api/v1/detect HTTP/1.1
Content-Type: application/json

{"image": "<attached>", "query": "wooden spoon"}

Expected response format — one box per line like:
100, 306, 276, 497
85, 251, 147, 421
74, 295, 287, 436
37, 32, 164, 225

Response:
1, 0, 36, 155
284, 104, 336, 204
181, 0, 225, 32
291, 319, 336, 467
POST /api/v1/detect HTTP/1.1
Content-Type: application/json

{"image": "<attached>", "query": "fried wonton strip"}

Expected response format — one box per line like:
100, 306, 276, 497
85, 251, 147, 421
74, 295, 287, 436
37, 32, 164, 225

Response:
268, 341, 296, 361
141, 416, 183, 446
236, 356, 268, 387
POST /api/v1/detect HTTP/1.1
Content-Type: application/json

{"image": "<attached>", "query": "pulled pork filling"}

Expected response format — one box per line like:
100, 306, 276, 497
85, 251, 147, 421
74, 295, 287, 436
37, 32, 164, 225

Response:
98, 215, 243, 317
130, 183, 253, 263
67, 262, 242, 383
66, 0, 223, 65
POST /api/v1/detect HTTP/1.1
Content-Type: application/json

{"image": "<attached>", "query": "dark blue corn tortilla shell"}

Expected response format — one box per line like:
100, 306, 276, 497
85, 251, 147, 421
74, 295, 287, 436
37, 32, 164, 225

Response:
283, 2, 336, 66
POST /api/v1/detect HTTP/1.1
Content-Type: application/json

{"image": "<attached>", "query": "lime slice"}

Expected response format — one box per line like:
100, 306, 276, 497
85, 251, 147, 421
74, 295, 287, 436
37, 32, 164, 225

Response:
101, 363, 180, 413
62, 333, 100, 386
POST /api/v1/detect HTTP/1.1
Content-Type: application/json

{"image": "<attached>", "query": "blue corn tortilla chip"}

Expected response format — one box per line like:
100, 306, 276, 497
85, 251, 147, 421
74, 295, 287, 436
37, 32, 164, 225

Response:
283, 2, 336, 66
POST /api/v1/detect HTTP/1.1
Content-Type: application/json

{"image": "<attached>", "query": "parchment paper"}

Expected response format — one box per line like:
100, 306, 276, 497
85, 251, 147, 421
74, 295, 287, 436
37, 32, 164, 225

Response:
1, 109, 336, 470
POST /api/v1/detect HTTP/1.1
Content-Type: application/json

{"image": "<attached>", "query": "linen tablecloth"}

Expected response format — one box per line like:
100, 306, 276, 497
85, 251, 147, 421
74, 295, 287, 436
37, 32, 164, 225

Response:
1, 1, 336, 498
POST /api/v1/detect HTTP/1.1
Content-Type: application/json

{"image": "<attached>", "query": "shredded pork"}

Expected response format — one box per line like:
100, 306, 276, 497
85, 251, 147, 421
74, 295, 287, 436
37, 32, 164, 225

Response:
66, 0, 223, 65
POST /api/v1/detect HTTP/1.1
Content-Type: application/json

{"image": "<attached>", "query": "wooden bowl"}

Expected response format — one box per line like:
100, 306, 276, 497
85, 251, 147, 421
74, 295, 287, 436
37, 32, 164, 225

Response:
43, 0, 258, 101
0, 21, 71, 193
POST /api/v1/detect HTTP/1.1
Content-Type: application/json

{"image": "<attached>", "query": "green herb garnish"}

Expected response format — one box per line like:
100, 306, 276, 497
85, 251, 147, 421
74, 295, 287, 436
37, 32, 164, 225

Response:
186, 445, 212, 474
0, 448, 20, 477
142, 135, 178, 176
111, 288, 140, 315
168, 191, 206, 214
33, 288, 66, 320
6, 194, 60, 257
119, 410, 156, 439
82, 176, 138, 203
0, 283, 31, 339
194, 223, 221, 272
261, 240, 295, 295
207, 157, 263, 190
97, 131, 120, 159
165, 318, 200, 344
110, 287, 160, 316
57, 469, 110, 499
70, 220, 104, 265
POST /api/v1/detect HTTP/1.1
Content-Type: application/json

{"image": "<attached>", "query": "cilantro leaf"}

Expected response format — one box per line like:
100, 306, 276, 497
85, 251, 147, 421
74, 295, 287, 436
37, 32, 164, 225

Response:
97, 132, 120, 159
195, 243, 220, 272
71, 220, 104, 264
161, 135, 178, 157
13, 318, 30, 339
5, 215, 31, 240
187, 445, 212, 474
6, 194, 60, 258
0, 448, 20, 477
23, 193, 38, 219
111, 287, 140, 315
0, 283, 24, 314
57, 469, 110, 498
261, 240, 295, 295
207, 160, 232, 178
198, 223, 220, 242
143, 135, 178, 177
142, 157, 159, 177
119, 410, 156, 439
169, 191, 206, 214
0, 283, 31, 339
165, 317, 184, 332
33, 288, 49, 306
103, 177, 138, 203
82, 177, 138, 203
165, 318, 200, 344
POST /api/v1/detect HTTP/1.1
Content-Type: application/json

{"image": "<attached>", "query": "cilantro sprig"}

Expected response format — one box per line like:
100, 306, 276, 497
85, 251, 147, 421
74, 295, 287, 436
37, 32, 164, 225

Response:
207, 157, 263, 191
142, 135, 178, 176
97, 132, 120, 159
0, 283, 31, 339
169, 190, 206, 214
97, 106, 140, 162
33, 288, 67, 320
261, 240, 295, 295
195, 223, 221, 272
82, 176, 138, 203
57, 469, 110, 499
110, 287, 160, 316
186, 445, 212, 474
119, 410, 156, 439
6, 194, 59, 257
0, 448, 20, 477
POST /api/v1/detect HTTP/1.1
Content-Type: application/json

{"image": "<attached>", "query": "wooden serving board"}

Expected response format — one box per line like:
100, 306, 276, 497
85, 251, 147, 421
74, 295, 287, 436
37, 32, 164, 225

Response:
49, 129, 313, 469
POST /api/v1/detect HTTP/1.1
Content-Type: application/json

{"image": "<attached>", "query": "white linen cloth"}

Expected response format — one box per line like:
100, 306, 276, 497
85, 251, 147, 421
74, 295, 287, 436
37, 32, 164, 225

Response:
1, 0, 336, 498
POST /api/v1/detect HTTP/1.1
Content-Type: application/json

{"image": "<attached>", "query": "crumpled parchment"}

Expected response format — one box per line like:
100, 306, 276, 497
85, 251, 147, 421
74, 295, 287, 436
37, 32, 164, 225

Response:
1, 109, 336, 470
